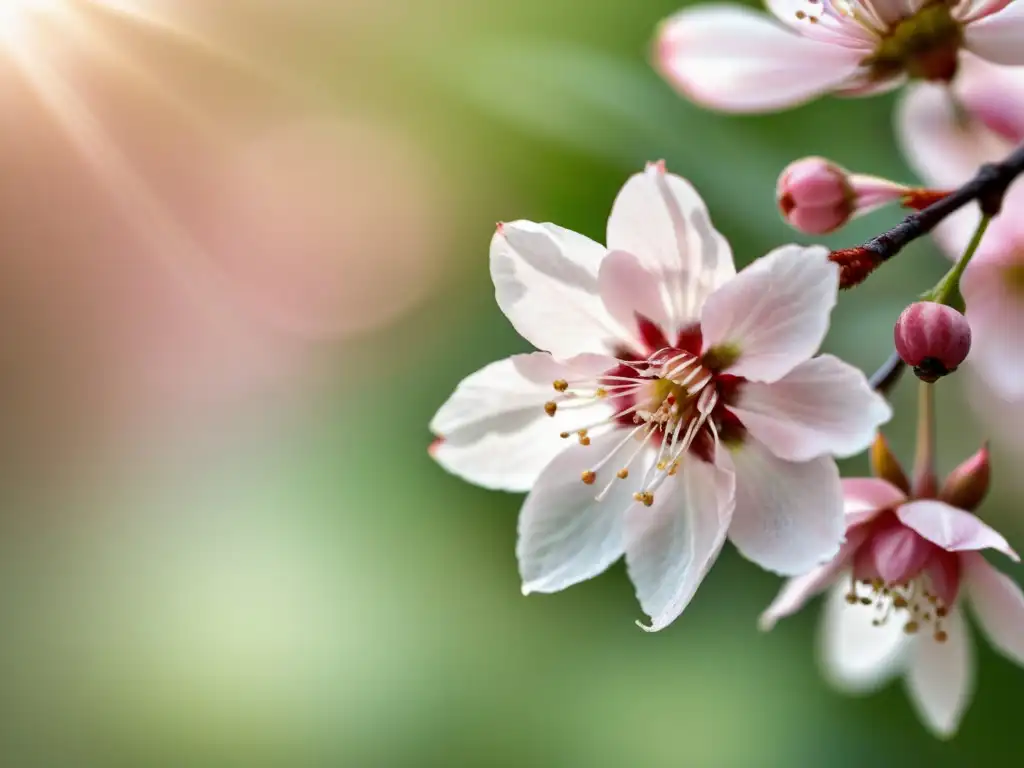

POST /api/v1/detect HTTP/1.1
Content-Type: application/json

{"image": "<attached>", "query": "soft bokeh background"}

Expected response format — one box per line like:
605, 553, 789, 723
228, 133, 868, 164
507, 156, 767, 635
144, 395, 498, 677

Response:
0, 0, 1021, 765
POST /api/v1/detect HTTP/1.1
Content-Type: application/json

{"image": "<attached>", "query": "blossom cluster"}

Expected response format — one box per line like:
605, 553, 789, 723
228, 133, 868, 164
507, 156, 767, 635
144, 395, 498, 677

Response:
431, 0, 1024, 740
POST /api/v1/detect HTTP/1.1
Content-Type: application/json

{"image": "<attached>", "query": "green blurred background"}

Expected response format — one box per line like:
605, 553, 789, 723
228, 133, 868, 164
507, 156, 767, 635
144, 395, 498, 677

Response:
0, 0, 1021, 765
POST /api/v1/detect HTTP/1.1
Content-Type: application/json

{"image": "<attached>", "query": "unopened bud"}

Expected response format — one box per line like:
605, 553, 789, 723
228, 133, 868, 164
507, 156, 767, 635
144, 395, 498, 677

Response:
871, 433, 910, 493
940, 443, 991, 511
777, 157, 907, 235
894, 302, 972, 383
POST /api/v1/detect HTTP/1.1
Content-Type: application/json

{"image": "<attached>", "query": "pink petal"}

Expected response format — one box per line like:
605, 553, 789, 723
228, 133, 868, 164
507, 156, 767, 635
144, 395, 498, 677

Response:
597, 250, 676, 352
731, 354, 891, 462
895, 79, 1011, 256
655, 5, 865, 114
843, 477, 907, 526
516, 429, 654, 595
963, 551, 1024, 666
896, 500, 1019, 560
430, 353, 617, 491
961, 251, 1024, 401
904, 607, 975, 739
700, 244, 838, 383
626, 458, 735, 632
759, 525, 871, 630
965, 2, 1024, 65
818, 581, 910, 693
605, 164, 735, 330
725, 438, 845, 575
490, 221, 624, 358
866, 525, 935, 585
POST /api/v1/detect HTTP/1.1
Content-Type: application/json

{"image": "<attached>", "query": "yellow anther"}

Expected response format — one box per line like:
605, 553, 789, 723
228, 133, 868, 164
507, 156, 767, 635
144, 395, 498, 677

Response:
845, 593, 858, 605
595, 388, 608, 398
559, 432, 571, 439
633, 491, 654, 507
544, 401, 557, 417
893, 596, 908, 608
936, 606, 948, 618
934, 630, 948, 643
617, 468, 629, 479
904, 621, 920, 635
581, 471, 596, 485
579, 436, 591, 446
553, 379, 569, 392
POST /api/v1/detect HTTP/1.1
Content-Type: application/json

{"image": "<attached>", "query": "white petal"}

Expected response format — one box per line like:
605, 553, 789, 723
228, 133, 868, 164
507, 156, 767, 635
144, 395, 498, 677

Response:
818, 580, 910, 693
964, 552, 1024, 666
766, 0, 880, 43
962, 253, 1024, 401
517, 430, 652, 595
759, 524, 870, 631
896, 500, 1019, 560
965, 2, 1024, 65
430, 353, 616, 492
700, 245, 838, 383
655, 5, 864, 113
597, 250, 676, 352
904, 607, 975, 739
731, 355, 892, 462
726, 438, 845, 575
605, 164, 735, 330
490, 221, 624, 357
626, 458, 735, 632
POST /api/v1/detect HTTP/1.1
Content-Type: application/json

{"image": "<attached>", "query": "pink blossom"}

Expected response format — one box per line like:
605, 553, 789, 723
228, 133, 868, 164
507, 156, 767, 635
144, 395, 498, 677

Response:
761, 476, 1023, 738
898, 55, 1024, 401
656, 0, 1024, 114
431, 163, 891, 631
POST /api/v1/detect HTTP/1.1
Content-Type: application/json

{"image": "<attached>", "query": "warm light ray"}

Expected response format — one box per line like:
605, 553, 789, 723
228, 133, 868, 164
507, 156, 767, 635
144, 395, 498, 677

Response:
3, 29, 233, 319
47, 3, 225, 142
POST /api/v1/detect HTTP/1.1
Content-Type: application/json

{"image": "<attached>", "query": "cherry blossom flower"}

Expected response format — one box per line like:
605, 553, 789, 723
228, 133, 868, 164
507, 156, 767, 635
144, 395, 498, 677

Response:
656, 0, 1024, 114
898, 55, 1024, 400
761, 451, 1023, 738
430, 163, 891, 631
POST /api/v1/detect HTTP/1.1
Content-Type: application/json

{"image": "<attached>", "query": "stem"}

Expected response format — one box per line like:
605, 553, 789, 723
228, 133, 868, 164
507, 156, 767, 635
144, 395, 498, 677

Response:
912, 381, 937, 498
869, 350, 906, 396
830, 141, 1024, 287
926, 215, 990, 308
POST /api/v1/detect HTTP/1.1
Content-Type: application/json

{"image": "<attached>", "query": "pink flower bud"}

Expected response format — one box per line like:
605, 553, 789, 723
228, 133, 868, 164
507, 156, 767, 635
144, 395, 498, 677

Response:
894, 302, 972, 383
777, 158, 853, 235
777, 157, 908, 235
940, 443, 991, 512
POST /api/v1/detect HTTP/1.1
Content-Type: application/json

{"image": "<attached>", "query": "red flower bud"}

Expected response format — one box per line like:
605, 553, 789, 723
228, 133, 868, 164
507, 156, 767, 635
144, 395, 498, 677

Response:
940, 443, 991, 512
894, 302, 971, 383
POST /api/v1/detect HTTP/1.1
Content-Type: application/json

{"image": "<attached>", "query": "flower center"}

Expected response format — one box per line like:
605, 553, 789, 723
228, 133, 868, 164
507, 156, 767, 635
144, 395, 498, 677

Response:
865, 1, 963, 82
845, 575, 951, 642
544, 345, 737, 507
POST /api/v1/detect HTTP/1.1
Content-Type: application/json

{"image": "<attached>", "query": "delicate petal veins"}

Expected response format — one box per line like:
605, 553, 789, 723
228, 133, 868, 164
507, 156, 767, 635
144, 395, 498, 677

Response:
818, 580, 910, 693
727, 439, 845, 575
490, 221, 623, 357
905, 607, 974, 739
963, 552, 1024, 666
732, 355, 892, 462
606, 164, 735, 329
896, 500, 1019, 560
626, 458, 735, 632
655, 5, 864, 113
700, 245, 838, 383
517, 430, 651, 595
759, 525, 871, 631
430, 353, 617, 492
965, 2, 1024, 65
